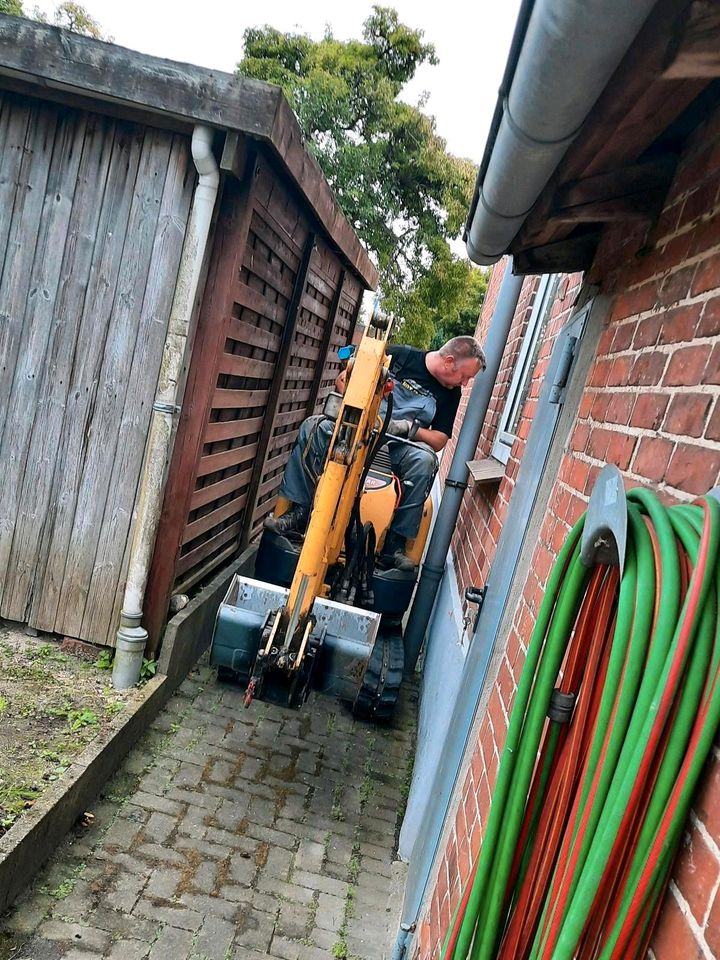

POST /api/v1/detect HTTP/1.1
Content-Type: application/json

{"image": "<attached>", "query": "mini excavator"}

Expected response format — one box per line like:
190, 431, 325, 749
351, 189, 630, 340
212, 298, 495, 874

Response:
209, 314, 432, 720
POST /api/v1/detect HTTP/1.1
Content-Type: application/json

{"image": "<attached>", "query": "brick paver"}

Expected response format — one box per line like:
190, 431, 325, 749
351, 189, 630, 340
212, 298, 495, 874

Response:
1, 658, 417, 959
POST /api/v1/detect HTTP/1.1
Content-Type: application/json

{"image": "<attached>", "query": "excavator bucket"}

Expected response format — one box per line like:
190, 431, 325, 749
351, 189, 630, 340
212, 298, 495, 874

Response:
210, 574, 382, 706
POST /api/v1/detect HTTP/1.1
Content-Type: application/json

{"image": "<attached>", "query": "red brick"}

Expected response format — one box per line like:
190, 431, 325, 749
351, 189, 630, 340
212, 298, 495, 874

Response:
664, 393, 713, 437
650, 887, 704, 960
659, 303, 703, 344
597, 326, 615, 355
605, 393, 634, 425
689, 210, 720, 257
579, 393, 594, 419
664, 345, 712, 386
674, 825, 720, 925
567, 457, 591, 495
699, 297, 720, 338
693, 756, 720, 850
666, 442, 720, 494
633, 437, 674, 481
590, 393, 610, 421
659, 265, 697, 306
587, 427, 612, 461
606, 431, 637, 470
607, 355, 634, 386
588, 358, 612, 387
633, 314, 662, 348
706, 885, 720, 957
708, 343, 720, 384
680, 180, 720, 230
611, 283, 658, 321
692, 256, 720, 296
610, 321, 637, 352
628, 351, 668, 387
631, 393, 670, 430
707, 401, 720, 442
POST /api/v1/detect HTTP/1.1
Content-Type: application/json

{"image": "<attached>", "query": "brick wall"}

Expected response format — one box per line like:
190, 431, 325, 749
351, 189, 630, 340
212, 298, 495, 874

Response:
413, 103, 720, 960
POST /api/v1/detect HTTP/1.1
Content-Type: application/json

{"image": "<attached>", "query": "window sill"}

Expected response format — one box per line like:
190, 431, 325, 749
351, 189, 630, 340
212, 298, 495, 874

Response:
466, 457, 506, 485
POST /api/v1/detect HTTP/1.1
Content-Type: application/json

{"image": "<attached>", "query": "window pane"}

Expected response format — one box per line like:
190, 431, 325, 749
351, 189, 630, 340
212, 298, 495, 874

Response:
507, 275, 560, 437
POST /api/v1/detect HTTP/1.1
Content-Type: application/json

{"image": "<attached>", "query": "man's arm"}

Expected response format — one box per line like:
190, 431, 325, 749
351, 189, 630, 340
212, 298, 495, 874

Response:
414, 427, 448, 452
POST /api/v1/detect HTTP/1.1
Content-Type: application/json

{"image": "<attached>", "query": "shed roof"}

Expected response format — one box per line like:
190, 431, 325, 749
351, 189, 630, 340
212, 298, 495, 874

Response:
0, 14, 378, 289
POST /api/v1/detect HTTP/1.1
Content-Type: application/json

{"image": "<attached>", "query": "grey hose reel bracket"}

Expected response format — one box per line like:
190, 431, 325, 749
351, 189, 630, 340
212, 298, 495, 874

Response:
580, 464, 628, 577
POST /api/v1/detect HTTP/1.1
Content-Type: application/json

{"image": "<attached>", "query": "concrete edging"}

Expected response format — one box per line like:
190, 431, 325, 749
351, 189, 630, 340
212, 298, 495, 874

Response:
0, 543, 258, 914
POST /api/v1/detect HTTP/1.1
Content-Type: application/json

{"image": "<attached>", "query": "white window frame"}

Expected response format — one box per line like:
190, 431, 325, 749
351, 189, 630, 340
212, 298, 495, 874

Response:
492, 273, 557, 464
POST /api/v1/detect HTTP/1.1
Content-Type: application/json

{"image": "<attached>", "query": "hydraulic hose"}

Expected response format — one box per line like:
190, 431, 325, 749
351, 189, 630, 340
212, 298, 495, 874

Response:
440, 489, 720, 960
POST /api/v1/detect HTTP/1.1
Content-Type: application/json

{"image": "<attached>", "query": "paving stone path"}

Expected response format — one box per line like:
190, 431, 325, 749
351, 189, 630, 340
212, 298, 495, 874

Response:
0, 658, 417, 960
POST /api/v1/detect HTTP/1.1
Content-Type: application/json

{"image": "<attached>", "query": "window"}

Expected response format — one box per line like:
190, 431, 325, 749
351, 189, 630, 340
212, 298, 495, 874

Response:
492, 274, 560, 464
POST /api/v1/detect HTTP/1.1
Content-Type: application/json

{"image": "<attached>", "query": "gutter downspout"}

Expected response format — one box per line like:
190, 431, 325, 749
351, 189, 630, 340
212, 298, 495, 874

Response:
112, 125, 220, 689
403, 264, 523, 674
465, 0, 658, 265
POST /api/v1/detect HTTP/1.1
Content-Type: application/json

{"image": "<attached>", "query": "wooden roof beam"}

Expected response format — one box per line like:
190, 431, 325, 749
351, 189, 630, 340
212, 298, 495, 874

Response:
664, 1, 720, 78
546, 156, 677, 225
512, 230, 600, 275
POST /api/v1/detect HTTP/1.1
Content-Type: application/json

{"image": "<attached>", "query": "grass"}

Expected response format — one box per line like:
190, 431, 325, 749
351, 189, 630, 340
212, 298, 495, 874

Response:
0, 627, 135, 837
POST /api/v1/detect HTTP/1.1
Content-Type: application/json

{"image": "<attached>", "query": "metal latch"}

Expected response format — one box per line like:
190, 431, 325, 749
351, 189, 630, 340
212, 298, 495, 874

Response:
549, 335, 578, 404
464, 585, 487, 632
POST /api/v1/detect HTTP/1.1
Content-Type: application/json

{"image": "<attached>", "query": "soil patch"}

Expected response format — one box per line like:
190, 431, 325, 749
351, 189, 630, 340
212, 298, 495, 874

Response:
0, 621, 141, 839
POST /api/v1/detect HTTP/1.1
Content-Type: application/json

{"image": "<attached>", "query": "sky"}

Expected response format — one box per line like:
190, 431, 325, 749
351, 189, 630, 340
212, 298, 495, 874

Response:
34, 0, 522, 165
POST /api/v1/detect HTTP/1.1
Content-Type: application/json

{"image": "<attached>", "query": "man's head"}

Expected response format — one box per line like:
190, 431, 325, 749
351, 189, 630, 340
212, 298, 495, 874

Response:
429, 336, 486, 389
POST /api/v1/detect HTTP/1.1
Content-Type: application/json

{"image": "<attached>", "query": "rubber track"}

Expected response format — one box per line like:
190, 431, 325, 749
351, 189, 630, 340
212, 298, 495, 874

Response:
353, 622, 405, 721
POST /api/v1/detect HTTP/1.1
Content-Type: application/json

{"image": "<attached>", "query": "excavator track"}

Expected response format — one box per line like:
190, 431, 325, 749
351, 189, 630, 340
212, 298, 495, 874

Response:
352, 620, 404, 721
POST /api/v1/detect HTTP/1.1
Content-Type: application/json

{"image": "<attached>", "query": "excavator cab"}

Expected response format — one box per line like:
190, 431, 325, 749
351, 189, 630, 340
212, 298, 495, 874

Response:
209, 317, 432, 720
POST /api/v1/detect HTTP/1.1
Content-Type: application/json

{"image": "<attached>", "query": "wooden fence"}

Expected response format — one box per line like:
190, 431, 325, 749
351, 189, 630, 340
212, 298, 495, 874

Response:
0, 92, 194, 646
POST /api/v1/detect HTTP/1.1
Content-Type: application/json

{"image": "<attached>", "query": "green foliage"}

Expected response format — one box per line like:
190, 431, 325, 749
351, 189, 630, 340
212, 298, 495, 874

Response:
52, 1, 109, 38
139, 657, 157, 683
0, 0, 24, 16
96, 649, 113, 671
4, 0, 110, 40
238, 6, 481, 347
66, 708, 98, 730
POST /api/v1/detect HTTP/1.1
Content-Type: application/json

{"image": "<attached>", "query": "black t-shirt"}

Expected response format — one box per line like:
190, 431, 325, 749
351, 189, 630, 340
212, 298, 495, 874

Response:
386, 345, 461, 437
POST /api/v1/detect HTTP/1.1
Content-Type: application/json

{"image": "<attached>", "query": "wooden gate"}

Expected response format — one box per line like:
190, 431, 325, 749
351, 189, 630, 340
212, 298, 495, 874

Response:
143, 149, 364, 648
0, 92, 194, 645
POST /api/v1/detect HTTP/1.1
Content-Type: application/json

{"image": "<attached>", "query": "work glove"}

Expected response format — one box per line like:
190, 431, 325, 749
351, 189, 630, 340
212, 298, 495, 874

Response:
386, 419, 419, 439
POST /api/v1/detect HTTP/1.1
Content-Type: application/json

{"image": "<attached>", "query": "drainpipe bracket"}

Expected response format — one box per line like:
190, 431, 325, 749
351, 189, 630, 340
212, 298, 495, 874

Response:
152, 401, 180, 415
445, 478, 468, 491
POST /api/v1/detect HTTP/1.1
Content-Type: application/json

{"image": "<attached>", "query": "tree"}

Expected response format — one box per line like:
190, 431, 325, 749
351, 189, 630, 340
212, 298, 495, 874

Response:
0, 0, 25, 16
238, 7, 482, 347
3, 0, 110, 41
52, 1, 108, 38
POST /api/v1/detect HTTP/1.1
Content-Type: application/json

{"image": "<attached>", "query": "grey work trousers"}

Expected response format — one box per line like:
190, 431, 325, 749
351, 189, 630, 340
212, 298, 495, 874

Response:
278, 415, 438, 539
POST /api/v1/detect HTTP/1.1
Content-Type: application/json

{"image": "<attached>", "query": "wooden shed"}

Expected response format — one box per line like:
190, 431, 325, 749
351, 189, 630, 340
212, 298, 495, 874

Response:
0, 16, 376, 649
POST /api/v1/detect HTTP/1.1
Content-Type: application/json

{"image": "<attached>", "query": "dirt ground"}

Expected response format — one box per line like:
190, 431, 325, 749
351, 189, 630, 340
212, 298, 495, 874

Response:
0, 621, 142, 838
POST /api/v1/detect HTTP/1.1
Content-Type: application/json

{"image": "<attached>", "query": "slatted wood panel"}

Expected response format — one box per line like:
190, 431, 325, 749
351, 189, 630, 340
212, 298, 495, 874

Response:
171, 160, 313, 593
245, 237, 343, 537
0, 92, 194, 645
314, 270, 364, 412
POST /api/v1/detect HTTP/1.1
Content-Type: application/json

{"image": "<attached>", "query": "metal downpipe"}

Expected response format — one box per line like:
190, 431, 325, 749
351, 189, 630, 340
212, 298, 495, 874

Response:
403, 265, 524, 677
112, 125, 220, 689
465, 0, 657, 265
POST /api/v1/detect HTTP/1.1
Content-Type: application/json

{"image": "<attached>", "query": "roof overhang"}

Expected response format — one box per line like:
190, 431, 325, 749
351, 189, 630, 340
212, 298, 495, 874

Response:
466, 0, 720, 275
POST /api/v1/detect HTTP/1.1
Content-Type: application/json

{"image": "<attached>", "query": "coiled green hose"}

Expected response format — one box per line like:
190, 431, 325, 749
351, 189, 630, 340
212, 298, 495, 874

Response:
441, 490, 720, 960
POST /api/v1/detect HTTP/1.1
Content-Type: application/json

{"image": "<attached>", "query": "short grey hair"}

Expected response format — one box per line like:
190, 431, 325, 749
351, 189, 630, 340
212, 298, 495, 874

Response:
439, 336, 486, 369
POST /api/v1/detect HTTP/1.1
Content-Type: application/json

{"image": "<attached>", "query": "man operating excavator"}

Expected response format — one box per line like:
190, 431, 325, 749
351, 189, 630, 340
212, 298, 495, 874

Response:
264, 335, 486, 570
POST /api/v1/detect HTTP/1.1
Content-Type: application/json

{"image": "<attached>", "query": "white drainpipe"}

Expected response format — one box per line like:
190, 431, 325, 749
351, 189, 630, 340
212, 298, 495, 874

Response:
112, 125, 220, 689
